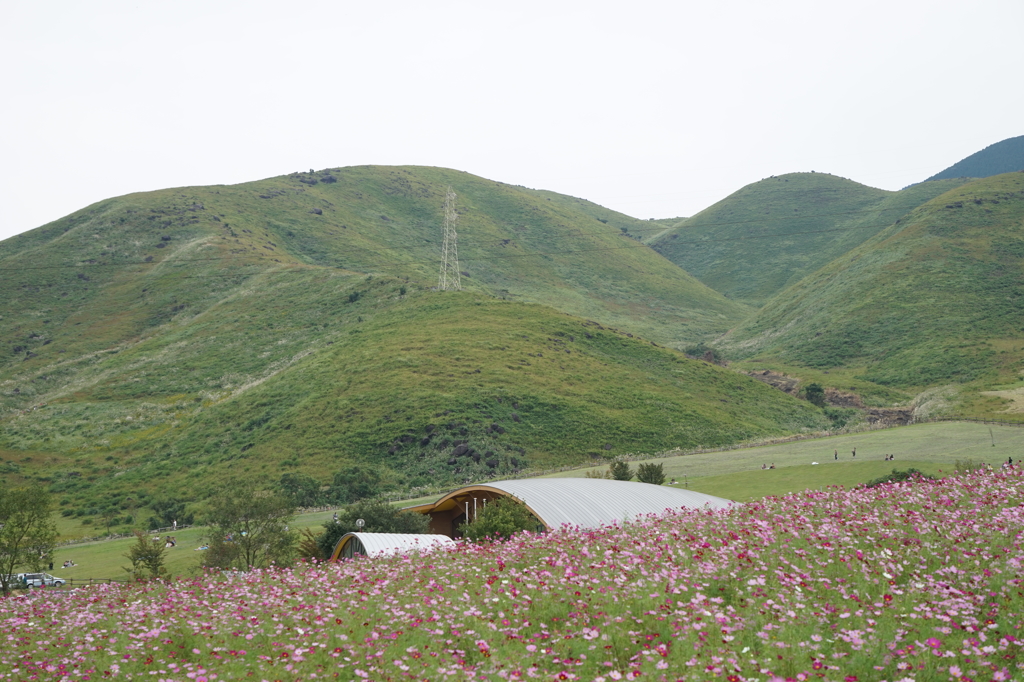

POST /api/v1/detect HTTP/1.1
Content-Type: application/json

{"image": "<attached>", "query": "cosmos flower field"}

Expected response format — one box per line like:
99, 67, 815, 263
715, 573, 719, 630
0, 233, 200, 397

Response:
3, 469, 1022, 682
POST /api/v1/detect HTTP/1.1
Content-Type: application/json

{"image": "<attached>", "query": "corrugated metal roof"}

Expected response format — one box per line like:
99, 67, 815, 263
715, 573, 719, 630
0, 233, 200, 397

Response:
466, 479, 736, 530
333, 533, 454, 559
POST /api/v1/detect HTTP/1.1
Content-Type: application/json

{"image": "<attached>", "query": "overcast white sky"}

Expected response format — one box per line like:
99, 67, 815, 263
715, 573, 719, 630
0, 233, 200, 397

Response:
2, 0, 1022, 242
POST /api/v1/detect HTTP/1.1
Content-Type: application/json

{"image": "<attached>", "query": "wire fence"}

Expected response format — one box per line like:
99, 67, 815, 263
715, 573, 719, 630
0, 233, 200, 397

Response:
918, 416, 1024, 427
59, 578, 130, 587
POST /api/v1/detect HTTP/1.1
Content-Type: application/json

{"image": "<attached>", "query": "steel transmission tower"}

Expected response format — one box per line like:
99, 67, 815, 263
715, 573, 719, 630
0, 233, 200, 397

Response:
437, 186, 462, 291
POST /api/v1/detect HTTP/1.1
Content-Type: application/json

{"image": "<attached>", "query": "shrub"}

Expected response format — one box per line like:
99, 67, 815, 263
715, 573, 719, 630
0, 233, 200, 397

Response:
297, 528, 324, 561
609, 461, 633, 481
824, 406, 856, 429
461, 497, 540, 543
863, 468, 935, 488
683, 343, 726, 366
804, 383, 826, 407
954, 459, 986, 473
636, 462, 666, 485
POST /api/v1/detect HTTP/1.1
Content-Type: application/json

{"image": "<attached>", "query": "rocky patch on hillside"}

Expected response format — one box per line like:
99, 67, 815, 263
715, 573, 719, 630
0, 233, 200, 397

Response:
746, 370, 913, 427
746, 370, 799, 395
864, 408, 914, 427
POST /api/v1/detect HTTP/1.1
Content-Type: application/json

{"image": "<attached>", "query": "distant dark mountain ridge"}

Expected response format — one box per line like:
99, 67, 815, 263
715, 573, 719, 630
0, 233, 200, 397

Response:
926, 135, 1024, 181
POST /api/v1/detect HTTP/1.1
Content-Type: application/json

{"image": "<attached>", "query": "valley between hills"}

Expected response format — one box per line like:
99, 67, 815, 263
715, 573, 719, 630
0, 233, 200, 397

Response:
2, 137, 1023, 530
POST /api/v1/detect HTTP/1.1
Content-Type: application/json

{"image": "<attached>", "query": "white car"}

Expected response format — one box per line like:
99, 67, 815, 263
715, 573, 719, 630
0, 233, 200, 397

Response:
16, 573, 66, 588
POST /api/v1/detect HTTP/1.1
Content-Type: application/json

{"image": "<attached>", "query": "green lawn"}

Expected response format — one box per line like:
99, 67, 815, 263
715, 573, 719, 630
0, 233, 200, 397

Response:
675, 460, 945, 502
48, 508, 340, 582
540, 421, 1018, 481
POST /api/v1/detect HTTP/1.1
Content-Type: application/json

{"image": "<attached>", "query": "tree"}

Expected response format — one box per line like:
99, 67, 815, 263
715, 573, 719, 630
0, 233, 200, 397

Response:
0, 484, 57, 595
314, 498, 429, 561
100, 506, 119, 535
148, 497, 194, 530
123, 497, 141, 527
636, 462, 666, 485
609, 460, 634, 481
201, 481, 296, 571
278, 472, 325, 508
123, 531, 167, 580
462, 497, 540, 543
328, 464, 388, 504
804, 382, 826, 407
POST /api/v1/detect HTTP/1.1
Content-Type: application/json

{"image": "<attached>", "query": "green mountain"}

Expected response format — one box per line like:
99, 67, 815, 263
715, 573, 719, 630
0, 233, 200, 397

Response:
0, 280, 825, 515
9, 164, 743, 351
0, 166, 822, 517
717, 172, 1024, 389
926, 135, 1024, 182
649, 173, 969, 307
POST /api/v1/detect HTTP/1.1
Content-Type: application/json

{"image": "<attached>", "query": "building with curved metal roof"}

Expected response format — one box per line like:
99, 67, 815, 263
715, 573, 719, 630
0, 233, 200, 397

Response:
405, 478, 736, 537
329, 532, 455, 561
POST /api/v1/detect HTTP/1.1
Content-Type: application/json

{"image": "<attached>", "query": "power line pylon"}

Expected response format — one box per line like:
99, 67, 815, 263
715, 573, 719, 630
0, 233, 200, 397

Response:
438, 186, 461, 291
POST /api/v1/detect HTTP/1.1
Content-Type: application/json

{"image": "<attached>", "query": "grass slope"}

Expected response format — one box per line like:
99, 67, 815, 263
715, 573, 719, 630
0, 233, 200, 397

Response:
0, 165, 743, 361
718, 172, 1024, 395
0, 163, 800, 517
926, 134, 1024, 181
0, 273, 825, 517
650, 172, 969, 307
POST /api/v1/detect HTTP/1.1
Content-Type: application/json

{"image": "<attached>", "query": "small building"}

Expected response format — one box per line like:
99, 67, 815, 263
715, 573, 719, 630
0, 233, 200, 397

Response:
405, 478, 736, 538
329, 532, 454, 561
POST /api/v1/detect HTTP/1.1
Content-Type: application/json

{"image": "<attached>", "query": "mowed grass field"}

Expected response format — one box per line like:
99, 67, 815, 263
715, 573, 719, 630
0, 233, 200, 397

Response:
40, 421, 1021, 580
539, 421, 1021, 500
47, 509, 340, 582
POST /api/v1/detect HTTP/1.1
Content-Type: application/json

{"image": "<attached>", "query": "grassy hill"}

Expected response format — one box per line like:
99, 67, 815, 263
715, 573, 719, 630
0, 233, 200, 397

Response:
0, 166, 822, 519
717, 172, 1024, 398
0, 281, 826, 518
926, 134, 1024, 181
649, 172, 969, 307
0, 165, 743, 357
